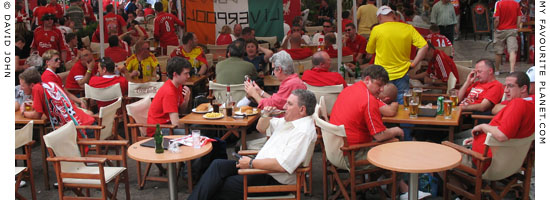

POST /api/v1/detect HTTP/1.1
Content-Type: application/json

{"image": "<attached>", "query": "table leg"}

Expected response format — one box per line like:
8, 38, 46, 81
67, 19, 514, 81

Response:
409, 173, 418, 200
240, 127, 247, 150
168, 163, 177, 200
449, 126, 455, 142
40, 125, 50, 190
186, 160, 193, 193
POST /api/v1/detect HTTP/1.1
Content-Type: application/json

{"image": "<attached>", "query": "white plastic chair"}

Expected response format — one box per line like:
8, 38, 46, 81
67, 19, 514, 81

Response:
208, 81, 246, 104
305, 83, 343, 115
15, 121, 36, 200
128, 81, 164, 99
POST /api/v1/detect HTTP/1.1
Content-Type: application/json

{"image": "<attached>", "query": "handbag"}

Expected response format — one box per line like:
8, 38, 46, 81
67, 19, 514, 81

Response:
25, 51, 43, 67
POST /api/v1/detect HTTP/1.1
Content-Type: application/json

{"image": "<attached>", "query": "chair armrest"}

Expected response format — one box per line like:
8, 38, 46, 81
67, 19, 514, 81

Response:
471, 114, 494, 120
341, 138, 399, 151
78, 139, 129, 146
238, 150, 259, 156
127, 123, 178, 129
442, 141, 490, 161
47, 156, 107, 164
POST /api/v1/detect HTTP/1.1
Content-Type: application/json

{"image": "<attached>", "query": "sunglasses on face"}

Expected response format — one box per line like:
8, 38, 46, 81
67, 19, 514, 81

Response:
345, 29, 353, 32
323, 25, 331, 28
53, 58, 61, 62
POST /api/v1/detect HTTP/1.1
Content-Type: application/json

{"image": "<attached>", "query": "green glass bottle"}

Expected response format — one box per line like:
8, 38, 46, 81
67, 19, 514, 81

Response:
154, 124, 164, 153
355, 61, 361, 79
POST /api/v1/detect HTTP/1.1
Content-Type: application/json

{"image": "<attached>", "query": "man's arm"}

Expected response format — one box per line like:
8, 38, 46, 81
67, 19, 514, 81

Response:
491, 103, 506, 115
458, 70, 476, 102
168, 112, 183, 128
237, 157, 286, 172
493, 16, 500, 30
372, 127, 404, 141
379, 102, 398, 117
76, 61, 95, 88
198, 63, 207, 75
461, 98, 494, 112
23, 110, 43, 119
472, 123, 509, 142
411, 45, 428, 68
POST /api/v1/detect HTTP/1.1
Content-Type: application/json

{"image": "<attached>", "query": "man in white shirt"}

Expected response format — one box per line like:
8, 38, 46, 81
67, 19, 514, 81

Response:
312, 20, 334, 46
188, 89, 318, 200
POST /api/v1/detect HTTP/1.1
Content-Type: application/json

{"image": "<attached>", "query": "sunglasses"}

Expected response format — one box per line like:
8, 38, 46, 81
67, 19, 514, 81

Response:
345, 29, 353, 32
53, 58, 61, 62
323, 25, 332, 28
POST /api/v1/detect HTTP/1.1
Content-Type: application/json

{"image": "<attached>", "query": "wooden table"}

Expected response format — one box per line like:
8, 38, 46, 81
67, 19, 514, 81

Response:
382, 105, 462, 141
179, 112, 260, 150
128, 135, 213, 200
263, 75, 280, 87
184, 75, 208, 87
15, 111, 51, 190
367, 141, 461, 200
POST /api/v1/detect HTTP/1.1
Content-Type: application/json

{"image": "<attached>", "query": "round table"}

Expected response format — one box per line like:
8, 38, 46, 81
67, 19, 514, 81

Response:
128, 136, 212, 200
367, 141, 461, 200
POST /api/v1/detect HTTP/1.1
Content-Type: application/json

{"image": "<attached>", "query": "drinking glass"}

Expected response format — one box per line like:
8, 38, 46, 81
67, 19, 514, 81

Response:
443, 100, 453, 119
409, 96, 419, 118
192, 130, 201, 149
449, 89, 458, 111
413, 87, 423, 105
403, 90, 412, 110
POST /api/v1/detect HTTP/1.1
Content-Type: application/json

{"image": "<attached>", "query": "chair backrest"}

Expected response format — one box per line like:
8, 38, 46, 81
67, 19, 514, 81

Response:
15, 121, 33, 149
205, 53, 214, 67
454, 60, 473, 68
318, 96, 329, 121
259, 42, 270, 50
90, 42, 108, 53
436, 46, 452, 56
81, 36, 91, 49
305, 83, 343, 115
255, 36, 277, 48
312, 103, 349, 171
482, 133, 535, 180
293, 57, 313, 74
98, 97, 122, 140
128, 81, 164, 98
126, 97, 152, 137
305, 26, 323, 35
43, 122, 86, 172
208, 81, 246, 103
85, 83, 122, 102
301, 134, 317, 168
207, 44, 228, 59
329, 55, 354, 72
456, 64, 472, 87
447, 72, 457, 93
166, 45, 178, 56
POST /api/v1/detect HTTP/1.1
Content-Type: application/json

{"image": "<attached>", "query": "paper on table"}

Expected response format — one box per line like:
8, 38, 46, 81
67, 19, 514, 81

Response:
170, 135, 216, 147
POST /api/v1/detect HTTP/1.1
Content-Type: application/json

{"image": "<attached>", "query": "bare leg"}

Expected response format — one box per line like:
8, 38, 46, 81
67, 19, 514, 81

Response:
509, 51, 517, 72
399, 179, 408, 193
495, 54, 502, 73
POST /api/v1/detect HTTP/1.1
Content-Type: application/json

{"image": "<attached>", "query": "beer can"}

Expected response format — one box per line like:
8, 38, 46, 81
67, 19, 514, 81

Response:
437, 96, 444, 115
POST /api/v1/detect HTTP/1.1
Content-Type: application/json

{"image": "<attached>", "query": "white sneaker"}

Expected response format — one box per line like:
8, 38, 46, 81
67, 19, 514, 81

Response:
399, 191, 432, 200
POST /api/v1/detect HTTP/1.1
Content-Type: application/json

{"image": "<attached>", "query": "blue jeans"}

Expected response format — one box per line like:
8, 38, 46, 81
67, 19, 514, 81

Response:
161, 127, 187, 135
391, 74, 410, 105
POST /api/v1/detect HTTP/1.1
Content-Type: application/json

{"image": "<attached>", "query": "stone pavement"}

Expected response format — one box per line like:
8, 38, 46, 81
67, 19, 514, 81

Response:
17, 35, 534, 200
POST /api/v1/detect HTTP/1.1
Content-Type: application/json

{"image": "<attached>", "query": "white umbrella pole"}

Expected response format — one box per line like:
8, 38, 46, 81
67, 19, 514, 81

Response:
177, 0, 183, 45
114, 0, 118, 14
99, 0, 105, 58
24, 0, 29, 20
353, 0, 357, 28
377, 0, 382, 7
337, 0, 342, 69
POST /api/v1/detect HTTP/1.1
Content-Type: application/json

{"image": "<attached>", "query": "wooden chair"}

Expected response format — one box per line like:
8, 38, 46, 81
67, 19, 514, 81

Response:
456, 64, 473, 88
305, 84, 343, 116
208, 81, 246, 103
293, 57, 313, 75
85, 83, 127, 140
237, 133, 316, 200
442, 133, 535, 200
43, 122, 130, 200
454, 60, 473, 68
15, 121, 36, 200
313, 105, 398, 200
206, 44, 229, 60
255, 36, 277, 48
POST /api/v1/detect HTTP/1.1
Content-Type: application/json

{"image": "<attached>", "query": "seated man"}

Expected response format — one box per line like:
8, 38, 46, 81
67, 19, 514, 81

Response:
417, 42, 459, 85
244, 51, 306, 110
88, 57, 129, 109
280, 23, 312, 49
65, 48, 98, 89
343, 23, 368, 63
462, 71, 534, 171
492, 72, 533, 115
122, 40, 160, 82
215, 40, 258, 84
104, 35, 130, 63
425, 24, 454, 57
170, 32, 208, 76
378, 83, 398, 117
323, 33, 353, 58
302, 51, 347, 87
281, 32, 313, 60
19, 69, 96, 138
458, 59, 504, 112
312, 20, 334, 46
188, 89, 318, 200
146, 57, 192, 136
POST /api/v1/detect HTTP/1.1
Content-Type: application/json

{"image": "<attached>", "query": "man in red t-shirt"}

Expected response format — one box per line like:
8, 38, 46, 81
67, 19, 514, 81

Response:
458, 59, 504, 112
491, 71, 533, 114
302, 51, 347, 88
282, 32, 313, 60
32, 5, 56, 26
324, 33, 353, 58
143, 3, 155, 17
65, 49, 98, 89
147, 57, 192, 136
96, 4, 127, 38
343, 23, 368, 63
46, 0, 64, 19
463, 71, 534, 171
104, 35, 130, 63
31, 14, 68, 61
81, 0, 96, 23
426, 24, 455, 57
419, 42, 459, 85
89, 57, 129, 108
153, 2, 185, 48
493, 0, 522, 73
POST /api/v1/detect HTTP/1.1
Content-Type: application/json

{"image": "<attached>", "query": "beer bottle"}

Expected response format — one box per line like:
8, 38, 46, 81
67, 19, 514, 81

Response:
339, 64, 346, 79
156, 64, 162, 82
138, 62, 144, 79
154, 124, 164, 153
355, 61, 361, 79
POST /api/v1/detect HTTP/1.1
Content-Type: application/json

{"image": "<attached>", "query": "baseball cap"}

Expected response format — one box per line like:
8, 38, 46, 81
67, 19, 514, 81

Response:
526, 66, 535, 83
376, 6, 393, 16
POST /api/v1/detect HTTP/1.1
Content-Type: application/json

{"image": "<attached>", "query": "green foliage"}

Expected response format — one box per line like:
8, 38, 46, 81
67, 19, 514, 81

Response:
77, 22, 98, 40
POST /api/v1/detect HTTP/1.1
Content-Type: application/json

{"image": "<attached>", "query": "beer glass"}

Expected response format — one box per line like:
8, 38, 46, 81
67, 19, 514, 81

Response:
403, 90, 412, 110
409, 96, 419, 118
449, 89, 458, 111
443, 100, 453, 119
413, 87, 423, 105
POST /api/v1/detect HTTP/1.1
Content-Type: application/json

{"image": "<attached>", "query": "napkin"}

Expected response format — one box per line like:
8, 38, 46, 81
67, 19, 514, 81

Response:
170, 135, 216, 147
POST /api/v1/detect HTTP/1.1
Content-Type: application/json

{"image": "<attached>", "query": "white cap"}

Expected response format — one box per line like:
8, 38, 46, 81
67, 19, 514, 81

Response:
527, 66, 535, 83
376, 6, 393, 16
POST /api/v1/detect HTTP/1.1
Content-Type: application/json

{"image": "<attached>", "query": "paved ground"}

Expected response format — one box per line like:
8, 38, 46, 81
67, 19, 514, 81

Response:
17, 35, 535, 200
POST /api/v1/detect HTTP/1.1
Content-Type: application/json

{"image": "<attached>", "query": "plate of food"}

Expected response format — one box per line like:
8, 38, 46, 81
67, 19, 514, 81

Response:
235, 106, 259, 116
203, 112, 224, 120
192, 103, 213, 113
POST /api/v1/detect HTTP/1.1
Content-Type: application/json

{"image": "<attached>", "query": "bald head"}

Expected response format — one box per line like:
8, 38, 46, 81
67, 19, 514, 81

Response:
312, 51, 330, 69
290, 32, 302, 45
379, 83, 397, 104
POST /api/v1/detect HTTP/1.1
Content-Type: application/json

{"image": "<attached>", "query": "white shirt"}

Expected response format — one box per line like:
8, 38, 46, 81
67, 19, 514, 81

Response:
256, 116, 317, 184
311, 32, 325, 46
281, 34, 312, 49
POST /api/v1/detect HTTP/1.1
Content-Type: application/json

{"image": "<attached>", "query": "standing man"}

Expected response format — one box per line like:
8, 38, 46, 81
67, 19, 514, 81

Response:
31, 13, 68, 61
170, 32, 208, 76
215, 40, 257, 84
147, 57, 192, 136
366, 6, 428, 104
430, 0, 458, 44
66, 0, 85, 31
103, 4, 127, 36
493, 0, 522, 73
458, 59, 504, 112
153, 2, 185, 49
356, 0, 378, 39
46, 0, 64, 20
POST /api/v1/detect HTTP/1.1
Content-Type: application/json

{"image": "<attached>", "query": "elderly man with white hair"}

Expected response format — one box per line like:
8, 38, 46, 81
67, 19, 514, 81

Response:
244, 51, 307, 110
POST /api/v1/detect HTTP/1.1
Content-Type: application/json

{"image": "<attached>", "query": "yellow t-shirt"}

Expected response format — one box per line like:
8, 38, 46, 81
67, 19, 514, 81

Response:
125, 53, 159, 82
366, 22, 427, 80
356, 4, 378, 35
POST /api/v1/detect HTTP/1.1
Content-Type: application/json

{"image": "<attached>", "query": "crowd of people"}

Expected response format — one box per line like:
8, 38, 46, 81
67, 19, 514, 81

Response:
14, 0, 535, 199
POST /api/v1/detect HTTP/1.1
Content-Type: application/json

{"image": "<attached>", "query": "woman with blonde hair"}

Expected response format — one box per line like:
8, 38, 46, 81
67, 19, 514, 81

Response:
216, 25, 234, 45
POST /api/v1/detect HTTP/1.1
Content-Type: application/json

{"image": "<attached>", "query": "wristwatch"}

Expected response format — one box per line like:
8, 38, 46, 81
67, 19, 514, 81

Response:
249, 158, 254, 169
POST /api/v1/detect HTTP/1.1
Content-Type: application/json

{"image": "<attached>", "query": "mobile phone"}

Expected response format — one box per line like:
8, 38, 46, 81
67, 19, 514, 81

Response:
232, 152, 242, 160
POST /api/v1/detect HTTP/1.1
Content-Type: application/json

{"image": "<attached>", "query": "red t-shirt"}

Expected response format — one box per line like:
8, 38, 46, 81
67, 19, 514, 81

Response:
324, 45, 354, 58
31, 26, 68, 56
144, 8, 155, 17
105, 46, 130, 63
427, 49, 460, 84
130, 26, 149, 38
460, 80, 504, 106
81, 1, 96, 22
33, 6, 56, 26
426, 33, 454, 57
66, 46, 78, 61
65, 60, 98, 89
146, 80, 184, 136
341, 19, 353, 32
494, 0, 522, 30
88, 75, 129, 108
472, 96, 534, 171
330, 81, 387, 145
41, 68, 64, 88
283, 48, 313, 60
154, 12, 185, 48
32, 82, 95, 126
216, 34, 233, 45
345, 34, 367, 61
301, 67, 348, 88
46, 3, 64, 19
103, 12, 127, 36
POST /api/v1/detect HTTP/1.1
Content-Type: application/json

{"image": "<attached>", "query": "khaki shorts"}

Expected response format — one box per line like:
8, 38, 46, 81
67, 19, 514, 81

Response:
494, 29, 518, 54
344, 147, 377, 170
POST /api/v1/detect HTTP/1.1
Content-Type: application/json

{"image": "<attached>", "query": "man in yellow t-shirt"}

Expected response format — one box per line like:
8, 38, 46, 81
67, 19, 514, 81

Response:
356, 0, 378, 39
169, 32, 209, 76
366, 6, 428, 104
123, 40, 159, 82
